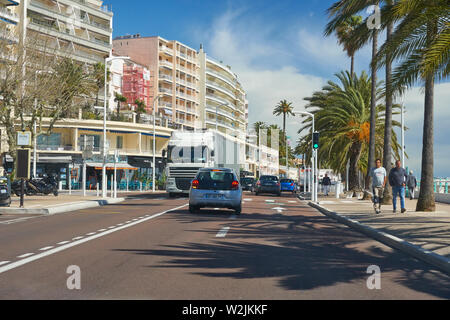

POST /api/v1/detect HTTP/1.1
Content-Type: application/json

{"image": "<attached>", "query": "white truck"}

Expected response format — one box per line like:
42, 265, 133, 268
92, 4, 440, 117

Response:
165, 129, 244, 196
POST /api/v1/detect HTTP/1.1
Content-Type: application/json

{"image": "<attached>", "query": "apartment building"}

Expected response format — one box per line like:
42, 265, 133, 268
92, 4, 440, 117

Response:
17, 0, 113, 65
0, 0, 19, 44
113, 35, 200, 131
198, 46, 247, 138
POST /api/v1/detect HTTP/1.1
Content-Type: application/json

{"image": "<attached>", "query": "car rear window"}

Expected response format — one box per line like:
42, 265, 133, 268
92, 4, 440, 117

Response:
241, 178, 255, 184
196, 171, 236, 190
260, 176, 278, 182
280, 179, 294, 183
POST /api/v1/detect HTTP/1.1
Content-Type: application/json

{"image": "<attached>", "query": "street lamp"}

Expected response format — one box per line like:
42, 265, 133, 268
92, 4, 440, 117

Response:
153, 94, 163, 192
102, 56, 129, 198
294, 111, 317, 203
400, 86, 407, 169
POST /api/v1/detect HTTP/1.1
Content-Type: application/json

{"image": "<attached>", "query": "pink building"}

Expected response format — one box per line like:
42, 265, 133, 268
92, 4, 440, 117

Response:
122, 62, 151, 113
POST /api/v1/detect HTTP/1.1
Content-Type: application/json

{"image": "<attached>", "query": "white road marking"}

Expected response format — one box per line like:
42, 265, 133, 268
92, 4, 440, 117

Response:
98, 229, 107, 232
117, 223, 124, 226
265, 200, 275, 203
86, 232, 96, 236
216, 227, 230, 238
39, 246, 54, 251
0, 203, 188, 275
321, 201, 337, 204
243, 198, 253, 201
272, 207, 286, 213
288, 201, 297, 203
0, 261, 10, 266
57, 241, 70, 245
214, 208, 220, 211
17, 253, 34, 258
72, 236, 83, 240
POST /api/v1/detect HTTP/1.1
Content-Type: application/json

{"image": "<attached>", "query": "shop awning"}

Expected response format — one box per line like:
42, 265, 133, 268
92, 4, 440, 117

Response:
86, 163, 139, 170
5, 155, 72, 164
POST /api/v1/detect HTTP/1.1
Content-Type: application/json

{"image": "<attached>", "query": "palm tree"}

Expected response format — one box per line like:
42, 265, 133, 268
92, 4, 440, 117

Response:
325, 0, 398, 201
335, 15, 363, 75
296, 71, 402, 192
253, 121, 267, 145
114, 92, 127, 117
135, 99, 147, 123
92, 62, 110, 107
375, 0, 449, 211
273, 100, 294, 167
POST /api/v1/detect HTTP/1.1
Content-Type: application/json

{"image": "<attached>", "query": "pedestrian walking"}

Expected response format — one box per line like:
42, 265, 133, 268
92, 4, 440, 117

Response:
370, 159, 387, 214
322, 174, 331, 196
389, 160, 409, 213
406, 170, 417, 200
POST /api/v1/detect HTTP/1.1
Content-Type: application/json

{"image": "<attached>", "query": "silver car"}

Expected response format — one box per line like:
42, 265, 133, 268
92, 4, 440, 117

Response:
189, 168, 242, 214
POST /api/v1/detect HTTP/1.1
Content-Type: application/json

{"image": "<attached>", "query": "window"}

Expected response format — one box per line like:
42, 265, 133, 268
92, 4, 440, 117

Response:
37, 133, 61, 150
79, 134, 100, 151
116, 136, 123, 149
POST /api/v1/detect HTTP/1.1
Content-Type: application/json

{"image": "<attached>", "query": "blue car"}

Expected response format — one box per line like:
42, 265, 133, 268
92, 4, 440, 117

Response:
280, 179, 296, 194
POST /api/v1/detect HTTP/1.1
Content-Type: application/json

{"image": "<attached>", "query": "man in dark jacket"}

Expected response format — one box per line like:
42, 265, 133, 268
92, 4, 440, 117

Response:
406, 170, 417, 200
322, 174, 331, 196
389, 160, 409, 213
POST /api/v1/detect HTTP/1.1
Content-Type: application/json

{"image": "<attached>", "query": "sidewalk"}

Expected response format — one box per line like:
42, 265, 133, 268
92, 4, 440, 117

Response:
306, 195, 450, 274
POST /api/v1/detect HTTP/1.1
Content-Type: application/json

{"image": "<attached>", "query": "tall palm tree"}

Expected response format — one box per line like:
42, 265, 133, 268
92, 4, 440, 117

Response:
114, 92, 127, 117
273, 100, 294, 167
325, 0, 397, 201
335, 15, 363, 75
253, 121, 267, 145
296, 71, 402, 192
375, 0, 449, 211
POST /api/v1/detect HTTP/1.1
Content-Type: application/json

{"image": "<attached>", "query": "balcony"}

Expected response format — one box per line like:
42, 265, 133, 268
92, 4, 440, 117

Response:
0, 7, 19, 24
159, 60, 173, 69
159, 87, 173, 95
28, 19, 111, 52
160, 45, 173, 55
0, 29, 18, 44
206, 68, 237, 89
206, 81, 235, 99
159, 74, 173, 82
29, 1, 111, 35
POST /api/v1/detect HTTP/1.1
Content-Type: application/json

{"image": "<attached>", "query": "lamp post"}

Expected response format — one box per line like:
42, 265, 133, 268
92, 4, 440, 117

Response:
153, 94, 163, 192
102, 56, 129, 198
400, 86, 407, 169
294, 111, 316, 203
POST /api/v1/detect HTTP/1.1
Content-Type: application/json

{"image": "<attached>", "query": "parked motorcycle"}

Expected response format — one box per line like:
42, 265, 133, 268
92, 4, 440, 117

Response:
12, 174, 59, 197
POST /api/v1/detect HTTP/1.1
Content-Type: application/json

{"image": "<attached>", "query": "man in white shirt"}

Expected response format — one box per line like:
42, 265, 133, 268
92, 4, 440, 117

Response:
369, 159, 387, 214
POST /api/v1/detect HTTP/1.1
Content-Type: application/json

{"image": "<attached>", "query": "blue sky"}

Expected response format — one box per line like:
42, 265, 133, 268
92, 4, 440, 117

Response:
105, 0, 450, 178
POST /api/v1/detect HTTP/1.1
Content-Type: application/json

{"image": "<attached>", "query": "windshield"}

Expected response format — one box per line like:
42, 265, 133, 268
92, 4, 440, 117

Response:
280, 179, 294, 183
241, 178, 255, 184
260, 176, 278, 182
196, 171, 236, 190
168, 146, 208, 164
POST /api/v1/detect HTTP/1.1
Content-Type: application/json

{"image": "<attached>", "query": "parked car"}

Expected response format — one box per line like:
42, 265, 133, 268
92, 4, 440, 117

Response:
280, 179, 296, 194
189, 168, 242, 214
240, 177, 255, 191
254, 175, 281, 196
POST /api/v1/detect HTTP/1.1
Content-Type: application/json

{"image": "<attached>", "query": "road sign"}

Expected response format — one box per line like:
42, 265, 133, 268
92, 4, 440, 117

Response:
16, 148, 31, 179
17, 132, 31, 147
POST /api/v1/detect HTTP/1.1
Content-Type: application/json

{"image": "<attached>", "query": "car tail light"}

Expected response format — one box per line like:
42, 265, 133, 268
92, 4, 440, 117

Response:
290, 183, 294, 187
277, 182, 281, 186
192, 179, 199, 189
257, 181, 261, 186
231, 180, 239, 190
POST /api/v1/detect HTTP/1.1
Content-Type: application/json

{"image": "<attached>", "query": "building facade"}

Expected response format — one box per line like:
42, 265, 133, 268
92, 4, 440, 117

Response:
113, 35, 200, 131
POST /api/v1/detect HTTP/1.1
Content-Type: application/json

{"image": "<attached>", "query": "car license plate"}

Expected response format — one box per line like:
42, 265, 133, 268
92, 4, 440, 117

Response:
205, 194, 224, 199
0, 190, 6, 194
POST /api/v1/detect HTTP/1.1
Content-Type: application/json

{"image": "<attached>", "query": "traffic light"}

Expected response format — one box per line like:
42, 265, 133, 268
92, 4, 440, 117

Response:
313, 132, 320, 150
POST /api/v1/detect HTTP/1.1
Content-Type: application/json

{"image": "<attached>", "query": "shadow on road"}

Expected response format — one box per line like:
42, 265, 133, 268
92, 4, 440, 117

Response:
115, 207, 450, 299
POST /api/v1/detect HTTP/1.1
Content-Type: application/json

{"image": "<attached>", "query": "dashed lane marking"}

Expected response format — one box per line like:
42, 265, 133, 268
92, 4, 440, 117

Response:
0, 203, 188, 275
57, 241, 70, 245
216, 227, 230, 238
39, 246, 54, 251
0, 261, 10, 266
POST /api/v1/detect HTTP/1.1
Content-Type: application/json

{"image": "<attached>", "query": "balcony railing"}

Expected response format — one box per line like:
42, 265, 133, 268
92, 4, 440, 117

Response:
159, 60, 173, 68
0, 7, 19, 24
159, 74, 173, 81
159, 87, 173, 95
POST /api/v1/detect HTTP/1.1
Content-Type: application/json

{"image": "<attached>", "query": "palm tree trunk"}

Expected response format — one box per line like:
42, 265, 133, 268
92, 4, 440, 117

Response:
416, 22, 437, 212
349, 141, 363, 192
283, 113, 287, 167
365, 29, 378, 191
350, 55, 354, 77
382, 15, 394, 205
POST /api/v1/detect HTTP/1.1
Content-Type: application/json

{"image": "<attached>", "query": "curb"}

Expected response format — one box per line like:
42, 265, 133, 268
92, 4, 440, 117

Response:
0, 198, 125, 215
306, 200, 450, 276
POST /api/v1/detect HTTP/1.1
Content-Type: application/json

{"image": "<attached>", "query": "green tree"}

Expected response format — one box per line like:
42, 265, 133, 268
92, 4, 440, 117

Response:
335, 15, 363, 76
375, 0, 449, 211
135, 99, 147, 123
92, 62, 110, 107
114, 92, 127, 117
296, 71, 402, 192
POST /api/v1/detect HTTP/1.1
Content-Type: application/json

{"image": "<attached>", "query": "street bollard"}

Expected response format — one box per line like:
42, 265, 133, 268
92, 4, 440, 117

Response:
336, 181, 341, 199
140, 181, 142, 192
96, 183, 99, 197
446, 182, 448, 194
110, 175, 113, 198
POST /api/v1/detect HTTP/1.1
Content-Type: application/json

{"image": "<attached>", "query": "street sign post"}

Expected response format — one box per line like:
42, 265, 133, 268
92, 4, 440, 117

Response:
16, 148, 31, 208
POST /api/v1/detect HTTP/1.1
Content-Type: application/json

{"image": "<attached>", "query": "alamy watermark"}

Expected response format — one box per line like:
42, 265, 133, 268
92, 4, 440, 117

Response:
66, 265, 81, 290
366, 265, 381, 290
366, 5, 381, 30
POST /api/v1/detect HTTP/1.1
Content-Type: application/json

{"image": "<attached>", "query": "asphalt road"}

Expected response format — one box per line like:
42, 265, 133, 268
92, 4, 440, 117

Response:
0, 192, 449, 299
